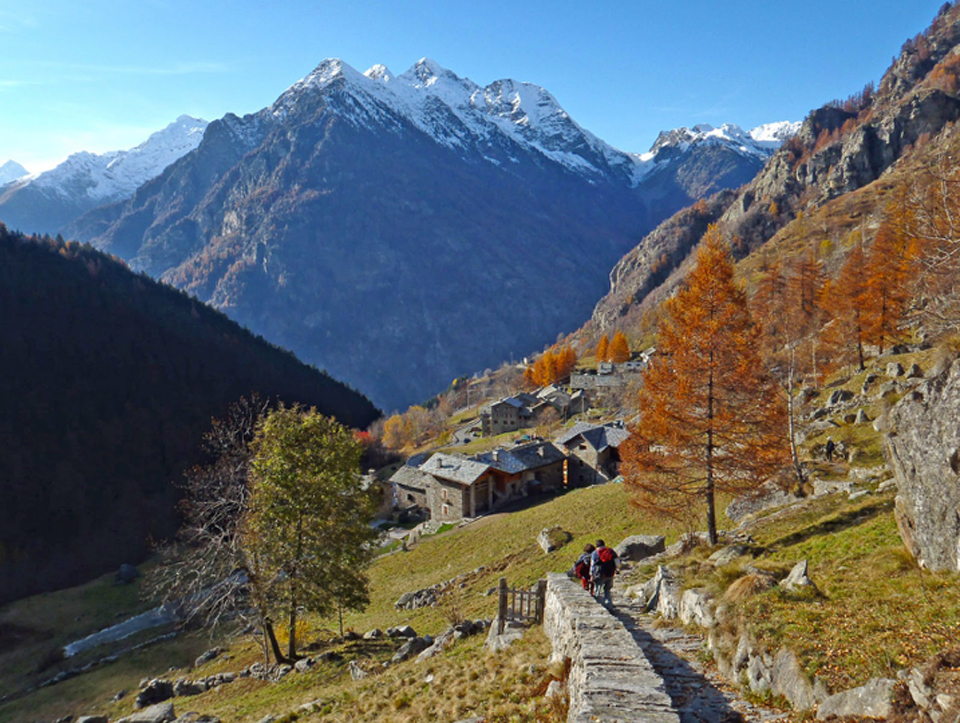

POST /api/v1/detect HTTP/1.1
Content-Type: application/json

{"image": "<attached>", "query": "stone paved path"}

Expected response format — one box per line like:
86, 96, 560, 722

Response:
610, 592, 787, 723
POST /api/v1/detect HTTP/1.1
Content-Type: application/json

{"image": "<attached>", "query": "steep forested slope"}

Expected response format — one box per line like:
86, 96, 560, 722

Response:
0, 227, 378, 603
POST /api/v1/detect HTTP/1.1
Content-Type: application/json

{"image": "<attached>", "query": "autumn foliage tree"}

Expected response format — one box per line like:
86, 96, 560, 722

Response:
596, 334, 610, 362
524, 344, 577, 387
608, 330, 631, 363
621, 226, 788, 544
821, 231, 871, 371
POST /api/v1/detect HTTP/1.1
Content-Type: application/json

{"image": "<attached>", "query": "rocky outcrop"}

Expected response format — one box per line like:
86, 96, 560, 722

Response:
885, 357, 960, 571
543, 573, 678, 723
816, 677, 898, 720
615, 534, 666, 561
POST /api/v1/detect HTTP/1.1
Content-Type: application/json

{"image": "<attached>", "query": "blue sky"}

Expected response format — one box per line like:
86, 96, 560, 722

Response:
0, 0, 948, 171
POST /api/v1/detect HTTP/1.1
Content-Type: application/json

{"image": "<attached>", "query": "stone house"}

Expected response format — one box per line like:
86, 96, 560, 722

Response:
390, 464, 433, 512
475, 440, 567, 502
419, 453, 495, 522
480, 396, 534, 436
555, 421, 630, 486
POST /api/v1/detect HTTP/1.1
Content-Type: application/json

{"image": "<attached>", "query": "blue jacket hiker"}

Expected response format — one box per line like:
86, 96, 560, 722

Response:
590, 539, 619, 606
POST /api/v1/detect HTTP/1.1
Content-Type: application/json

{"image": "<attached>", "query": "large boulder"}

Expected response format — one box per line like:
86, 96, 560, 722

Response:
614, 535, 665, 561
885, 358, 960, 571
135, 679, 174, 708
816, 677, 898, 720
118, 702, 176, 723
537, 526, 572, 554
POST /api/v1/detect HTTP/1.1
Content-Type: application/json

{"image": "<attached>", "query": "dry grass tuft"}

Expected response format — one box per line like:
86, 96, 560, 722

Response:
723, 573, 777, 604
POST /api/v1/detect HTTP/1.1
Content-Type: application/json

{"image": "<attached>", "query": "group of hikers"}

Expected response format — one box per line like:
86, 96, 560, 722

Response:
572, 539, 620, 606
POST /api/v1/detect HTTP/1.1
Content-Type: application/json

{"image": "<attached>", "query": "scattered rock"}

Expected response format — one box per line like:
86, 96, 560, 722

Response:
614, 534, 665, 561
887, 362, 906, 377
848, 489, 870, 501
855, 408, 870, 424
173, 715, 221, 723
135, 679, 174, 708
639, 566, 682, 618
194, 647, 221, 668
112, 690, 127, 702
907, 363, 924, 378
879, 381, 898, 396
545, 679, 564, 700
708, 545, 750, 567
783, 560, 818, 594
816, 677, 898, 719
362, 628, 384, 640
294, 657, 315, 673
342, 631, 361, 641
319, 651, 343, 663
828, 389, 855, 406
537, 526, 572, 553
77, 716, 109, 723
386, 625, 417, 638
483, 617, 526, 653
679, 588, 716, 628
392, 637, 430, 663
771, 648, 827, 711
118, 702, 176, 723
172, 678, 204, 697
726, 482, 799, 524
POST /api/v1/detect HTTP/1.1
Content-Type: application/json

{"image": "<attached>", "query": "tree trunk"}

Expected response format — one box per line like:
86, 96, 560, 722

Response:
786, 359, 807, 497
264, 617, 286, 664
338, 602, 344, 638
705, 356, 718, 546
288, 513, 304, 661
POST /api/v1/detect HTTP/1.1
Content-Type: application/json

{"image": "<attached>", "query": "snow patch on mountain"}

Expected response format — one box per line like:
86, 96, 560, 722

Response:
25, 115, 208, 203
273, 58, 636, 182
641, 121, 800, 165
0, 160, 28, 187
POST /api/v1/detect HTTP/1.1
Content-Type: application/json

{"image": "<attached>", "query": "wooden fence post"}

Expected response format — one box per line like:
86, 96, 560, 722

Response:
498, 577, 508, 635
535, 579, 547, 625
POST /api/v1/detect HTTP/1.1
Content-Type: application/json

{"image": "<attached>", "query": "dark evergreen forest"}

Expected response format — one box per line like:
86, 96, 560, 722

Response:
0, 225, 379, 604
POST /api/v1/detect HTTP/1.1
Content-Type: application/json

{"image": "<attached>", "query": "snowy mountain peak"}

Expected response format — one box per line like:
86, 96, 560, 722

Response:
364, 64, 394, 83
644, 121, 799, 163
0, 160, 28, 186
26, 115, 208, 202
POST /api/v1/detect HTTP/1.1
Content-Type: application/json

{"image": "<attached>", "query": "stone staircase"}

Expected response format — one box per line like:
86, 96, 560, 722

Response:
610, 592, 786, 723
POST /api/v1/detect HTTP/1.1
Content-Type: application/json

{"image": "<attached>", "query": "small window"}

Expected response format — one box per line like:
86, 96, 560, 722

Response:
442, 488, 448, 501
442, 504, 450, 516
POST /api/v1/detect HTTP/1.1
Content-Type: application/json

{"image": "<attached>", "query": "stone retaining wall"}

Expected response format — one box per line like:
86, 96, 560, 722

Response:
543, 573, 679, 723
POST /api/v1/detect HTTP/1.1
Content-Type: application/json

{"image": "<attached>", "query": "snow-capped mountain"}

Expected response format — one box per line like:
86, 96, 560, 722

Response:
644, 122, 800, 162
72, 58, 794, 411
0, 115, 207, 234
0, 160, 28, 187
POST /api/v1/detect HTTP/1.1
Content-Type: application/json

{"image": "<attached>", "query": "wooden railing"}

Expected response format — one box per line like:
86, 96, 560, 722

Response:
497, 577, 547, 634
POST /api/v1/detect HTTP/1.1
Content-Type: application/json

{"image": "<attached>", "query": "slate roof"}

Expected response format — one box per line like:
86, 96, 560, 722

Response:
390, 464, 432, 491
474, 441, 566, 474
421, 453, 491, 486
555, 421, 630, 453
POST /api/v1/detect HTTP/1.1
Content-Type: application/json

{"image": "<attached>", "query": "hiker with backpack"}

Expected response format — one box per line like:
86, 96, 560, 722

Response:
573, 543, 595, 593
591, 539, 619, 606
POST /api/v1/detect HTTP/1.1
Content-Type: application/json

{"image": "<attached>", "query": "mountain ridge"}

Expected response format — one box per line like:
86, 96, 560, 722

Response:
0, 115, 208, 234
69, 58, 795, 411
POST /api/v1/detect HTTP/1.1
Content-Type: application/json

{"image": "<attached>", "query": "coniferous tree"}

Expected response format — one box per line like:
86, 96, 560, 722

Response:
609, 331, 631, 363
621, 226, 788, 544
822, 232, 870, 371
596, 334, 610, 363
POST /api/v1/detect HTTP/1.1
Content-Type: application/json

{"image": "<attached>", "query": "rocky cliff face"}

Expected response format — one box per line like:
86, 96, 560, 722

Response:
590, 5, 960, 331
885, 357, 960, 571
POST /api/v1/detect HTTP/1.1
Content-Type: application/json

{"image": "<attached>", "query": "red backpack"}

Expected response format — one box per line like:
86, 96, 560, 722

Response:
597, 547, 617, 576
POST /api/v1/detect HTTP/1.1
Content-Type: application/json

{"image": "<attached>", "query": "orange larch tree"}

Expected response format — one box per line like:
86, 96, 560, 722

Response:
596, 334, 610, 363
621, 226, 788, 544
608, 330, 631, 363
863, 191, 919, 353
821, 232, 870, 371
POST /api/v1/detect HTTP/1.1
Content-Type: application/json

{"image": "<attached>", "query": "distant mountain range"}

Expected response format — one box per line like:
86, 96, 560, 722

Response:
0, 160, 28, 186
0, 115, 208, 234
61, 59, 794, 411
